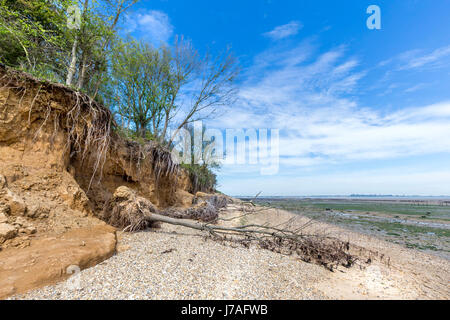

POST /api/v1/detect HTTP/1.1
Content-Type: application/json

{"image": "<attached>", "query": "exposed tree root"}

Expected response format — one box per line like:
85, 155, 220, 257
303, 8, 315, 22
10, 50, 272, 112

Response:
102, 186, 161, 232
147, 211, 356, 271
0, 64, 113, 188
103, 186, 357, 271
0, 64, 181, 194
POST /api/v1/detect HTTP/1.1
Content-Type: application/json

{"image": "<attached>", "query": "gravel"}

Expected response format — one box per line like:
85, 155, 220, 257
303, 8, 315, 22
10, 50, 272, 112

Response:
10, 220, 329, 300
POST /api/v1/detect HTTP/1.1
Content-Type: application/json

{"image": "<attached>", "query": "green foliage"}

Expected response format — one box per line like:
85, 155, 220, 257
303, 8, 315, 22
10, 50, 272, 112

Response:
114, 124, 156, 144
1, 0, 236, 188
110, 35, 238, 144
176, 123, 221, 194
0, 0, 134, 96
111, 38, 178, 139
0, 0, 72, 80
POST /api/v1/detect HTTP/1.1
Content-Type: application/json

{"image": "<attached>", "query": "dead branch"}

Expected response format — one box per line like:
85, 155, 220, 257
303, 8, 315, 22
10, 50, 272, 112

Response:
102, 187, 356, 271
144, 211, 355, 271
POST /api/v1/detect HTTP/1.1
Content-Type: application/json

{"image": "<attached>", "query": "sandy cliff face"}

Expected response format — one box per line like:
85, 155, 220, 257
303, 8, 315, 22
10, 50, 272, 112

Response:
0, 67, 96, 248
0, 64, 197, 298
0, 64, 193, 249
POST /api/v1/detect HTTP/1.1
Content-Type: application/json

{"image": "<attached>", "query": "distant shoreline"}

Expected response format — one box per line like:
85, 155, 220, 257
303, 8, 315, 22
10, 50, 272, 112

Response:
236, 195, 450, 201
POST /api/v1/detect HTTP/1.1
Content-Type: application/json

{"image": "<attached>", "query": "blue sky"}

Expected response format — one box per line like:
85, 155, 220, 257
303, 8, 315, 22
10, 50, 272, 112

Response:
124, 0, 450, 196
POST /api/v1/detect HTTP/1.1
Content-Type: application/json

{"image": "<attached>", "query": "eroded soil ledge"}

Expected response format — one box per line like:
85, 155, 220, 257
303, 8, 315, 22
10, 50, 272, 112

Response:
0, 65, 197, 298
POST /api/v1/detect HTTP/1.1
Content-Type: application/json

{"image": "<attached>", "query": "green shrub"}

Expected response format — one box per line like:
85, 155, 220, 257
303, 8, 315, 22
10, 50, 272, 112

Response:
181, 163, 217, 194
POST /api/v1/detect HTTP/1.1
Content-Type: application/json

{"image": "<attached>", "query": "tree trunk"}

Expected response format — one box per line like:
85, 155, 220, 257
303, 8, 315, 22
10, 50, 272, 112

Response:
76, 0, 90, 90
66, 37, 78, 86
138, 125, 147, 138
77, 52, 88, 89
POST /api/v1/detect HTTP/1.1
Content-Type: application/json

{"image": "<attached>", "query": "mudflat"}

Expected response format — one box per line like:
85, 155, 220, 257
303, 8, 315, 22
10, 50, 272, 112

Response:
10, 203, 449, 300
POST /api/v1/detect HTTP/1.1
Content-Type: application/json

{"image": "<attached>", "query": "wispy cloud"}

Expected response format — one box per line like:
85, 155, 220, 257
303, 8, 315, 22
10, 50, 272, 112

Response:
126, 10, 174, 44
400, 45, 450, 70
262, 21, 303, 40
379, 45, 450, 71
211, 42, 450, 171
275, 101, 450, 166
221, 169, 450, 196
404, 83, 428, 93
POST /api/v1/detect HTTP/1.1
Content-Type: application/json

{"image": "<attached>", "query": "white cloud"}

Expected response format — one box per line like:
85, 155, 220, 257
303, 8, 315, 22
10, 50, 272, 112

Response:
126, 10, 174, 44
273, 102, 450, 165
400, 45, 450, 70
210, 42, 450, 171
379, 45, 450, 71
404, 83, 428, 93
220, 169, 450, 196
263, 21, 303, 40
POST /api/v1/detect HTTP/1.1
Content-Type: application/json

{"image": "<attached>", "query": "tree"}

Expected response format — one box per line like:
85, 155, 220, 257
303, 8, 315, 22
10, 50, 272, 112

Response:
0, 0, 138, 95
90, 0, 139, 98
179, 123, 221, 193
111, 38, 172, 139
66, 0, 88, 86
111, 36, 239, 144
66, 0, 138, 89
165, 37, 239, 146
0, 0, 73, 80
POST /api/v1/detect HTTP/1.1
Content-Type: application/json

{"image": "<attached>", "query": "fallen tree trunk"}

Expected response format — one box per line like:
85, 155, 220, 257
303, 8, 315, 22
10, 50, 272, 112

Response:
103, 186, 357, 271
147, 211, 315, 240
144, 211, 356, 272
146, 212, 206, 229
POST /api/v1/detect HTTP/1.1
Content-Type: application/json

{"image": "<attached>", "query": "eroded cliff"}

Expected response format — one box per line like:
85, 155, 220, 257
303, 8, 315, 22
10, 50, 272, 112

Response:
0, 65, 196, 297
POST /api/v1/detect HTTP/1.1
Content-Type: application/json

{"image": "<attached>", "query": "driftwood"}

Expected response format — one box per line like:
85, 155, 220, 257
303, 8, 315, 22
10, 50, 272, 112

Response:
103, 187, 356, 271
102, 186, 227, 231
147, 207, 356, 271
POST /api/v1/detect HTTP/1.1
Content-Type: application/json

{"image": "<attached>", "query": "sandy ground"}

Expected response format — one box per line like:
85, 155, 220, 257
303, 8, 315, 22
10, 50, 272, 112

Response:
10, 203, 450, 300
0, 224, 116, 299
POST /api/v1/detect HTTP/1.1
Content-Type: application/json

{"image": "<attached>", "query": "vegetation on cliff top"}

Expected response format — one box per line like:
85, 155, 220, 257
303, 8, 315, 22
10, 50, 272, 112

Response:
0, 0, 237, 192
